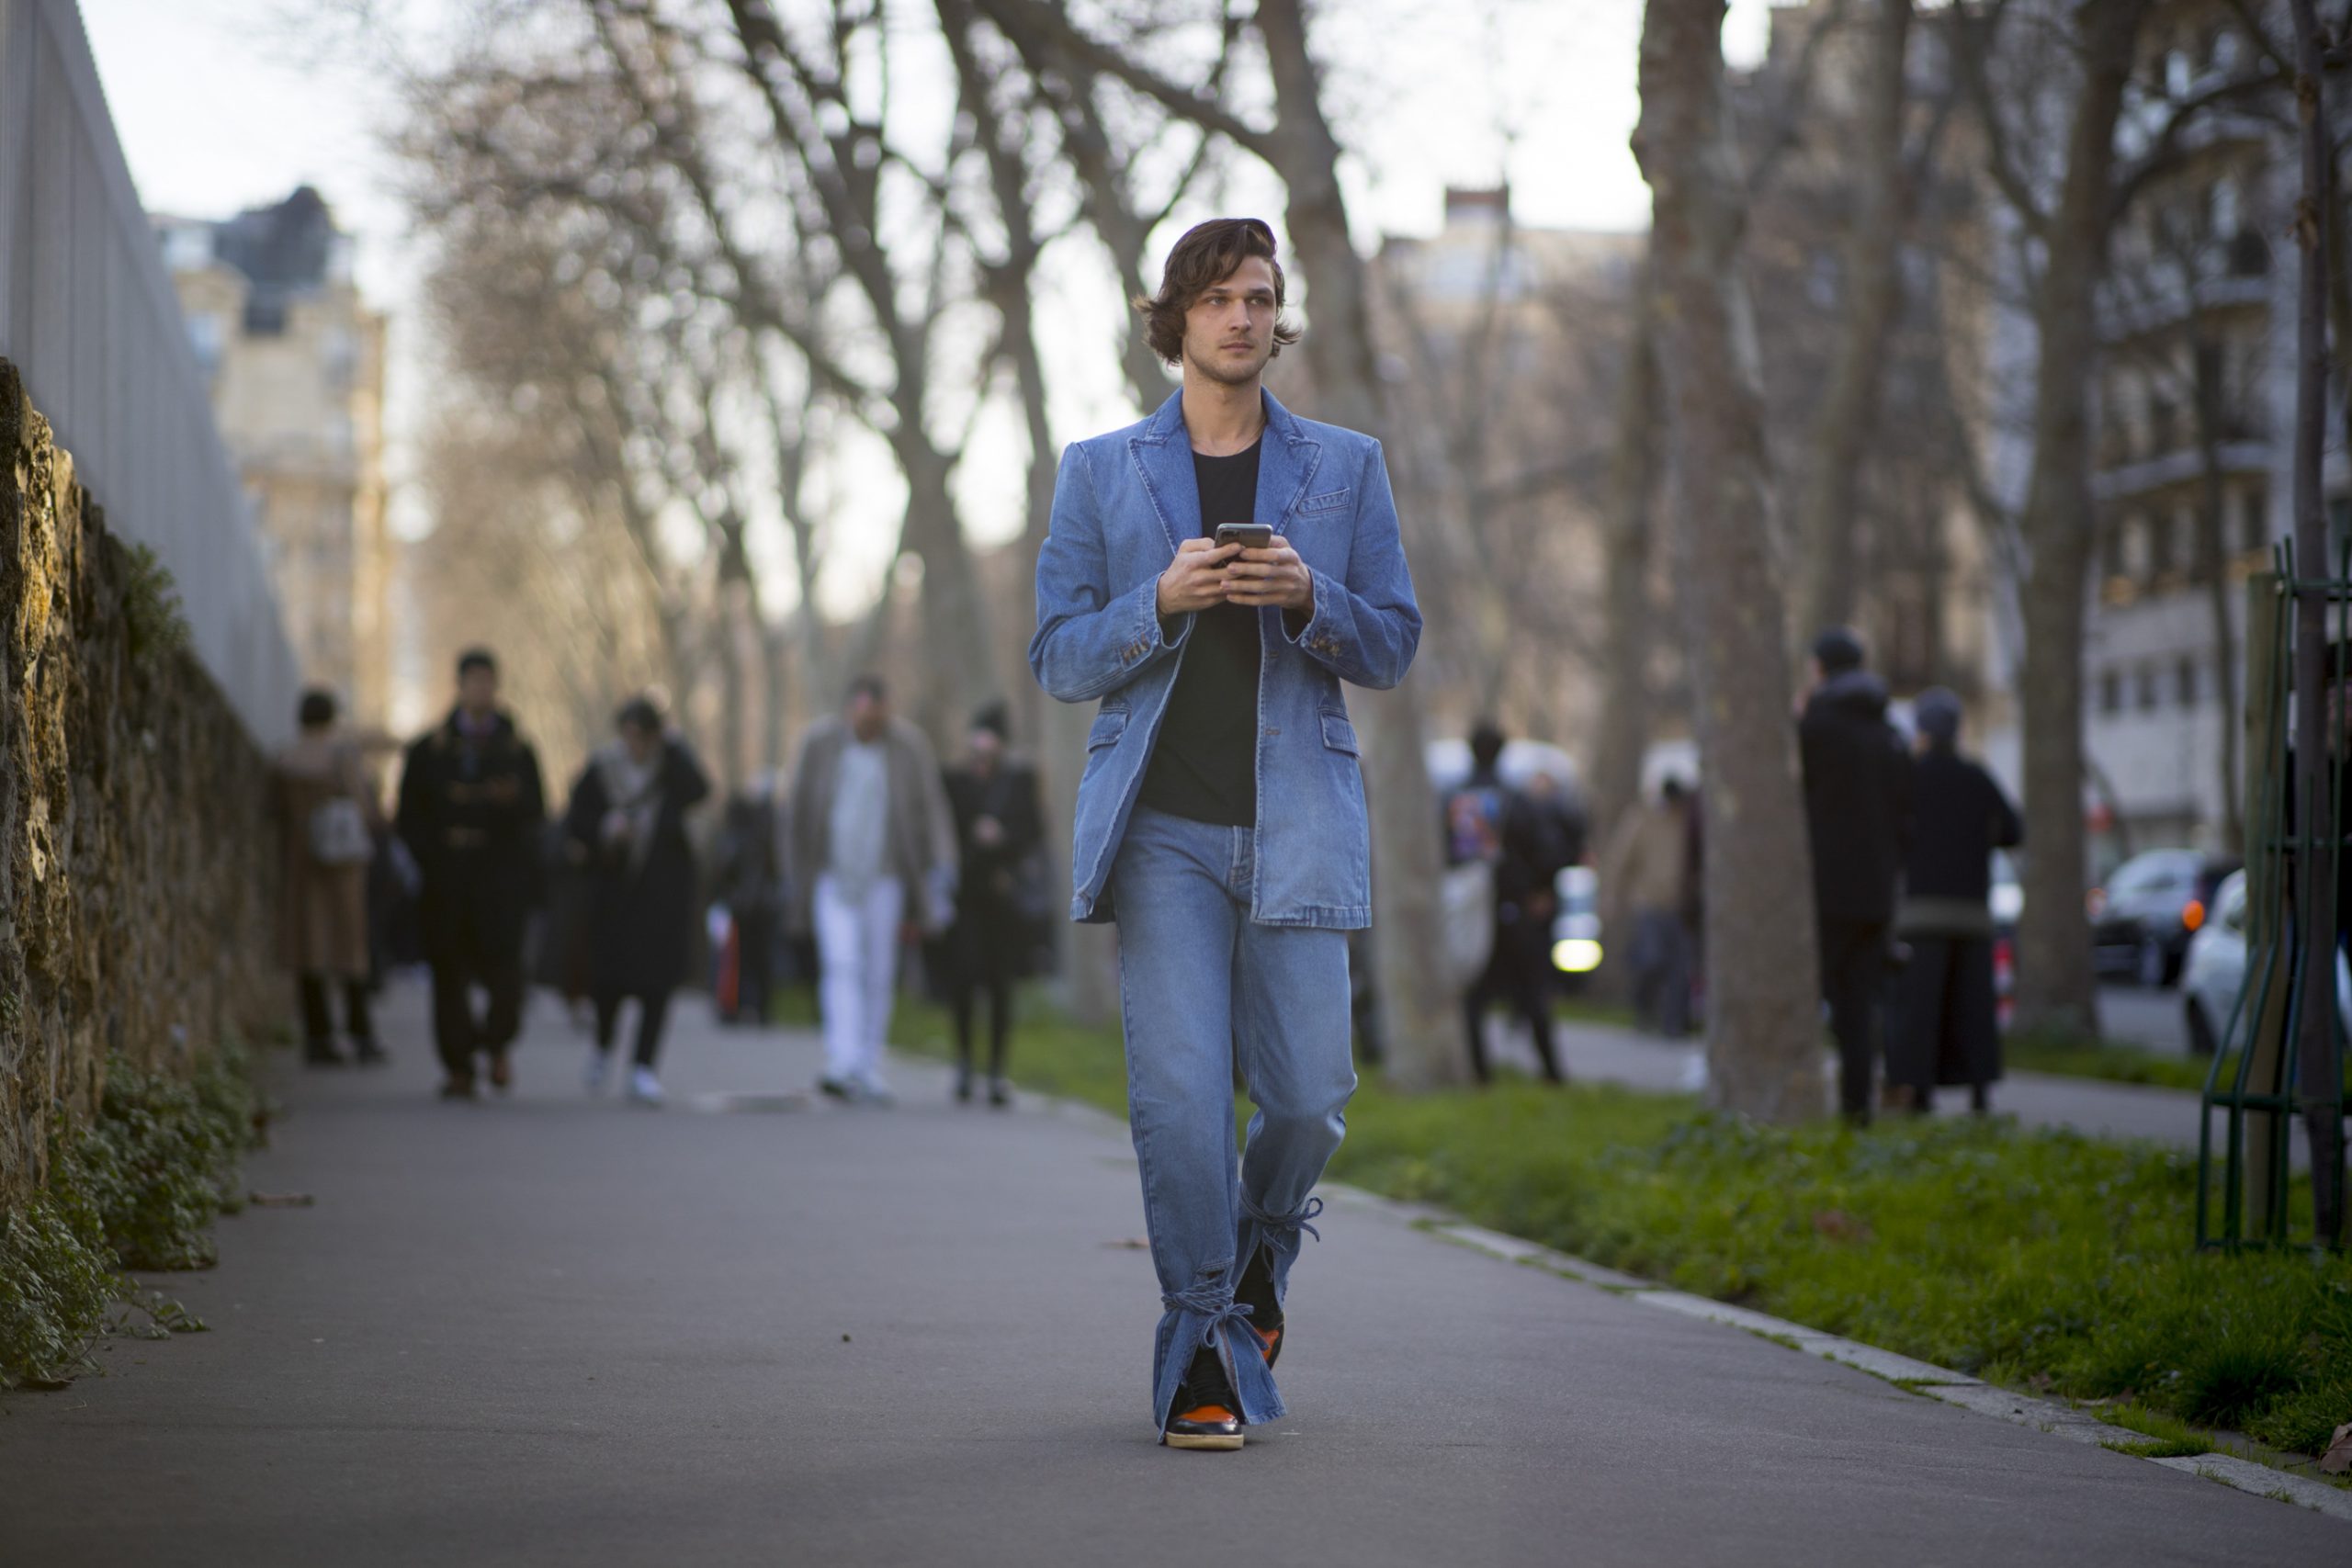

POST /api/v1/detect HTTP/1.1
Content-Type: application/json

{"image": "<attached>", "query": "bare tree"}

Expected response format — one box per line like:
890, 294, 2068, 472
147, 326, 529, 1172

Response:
1954, 0, 2154, 1037
1634, 0, 1826, 1122
1588, 272, 1661, 844
1791, 0, 1917, 642
2285, 0, 2346, 1242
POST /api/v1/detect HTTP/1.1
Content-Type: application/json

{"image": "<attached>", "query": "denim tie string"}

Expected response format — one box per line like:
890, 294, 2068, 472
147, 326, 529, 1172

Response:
1241, 1191, 1324, 1245
1160, 1280, 1258, 1348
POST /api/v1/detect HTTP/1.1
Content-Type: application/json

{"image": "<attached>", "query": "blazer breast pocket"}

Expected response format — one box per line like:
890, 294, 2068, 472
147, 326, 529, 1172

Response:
1296, 488, 1351, 515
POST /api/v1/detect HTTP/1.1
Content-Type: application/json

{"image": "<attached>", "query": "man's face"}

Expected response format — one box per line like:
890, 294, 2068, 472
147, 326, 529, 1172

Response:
968, 728, 1003, 768
1182, 255, 1280, 389
848, 690, 888, 742
458, 666, 499, 714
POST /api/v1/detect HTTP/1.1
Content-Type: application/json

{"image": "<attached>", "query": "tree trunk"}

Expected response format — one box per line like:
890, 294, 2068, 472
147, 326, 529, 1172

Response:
1589, 271, 1661, 845
2190, 333, 2243, 855
2287, 0, 2345, 1244
1792, 0, 1913, 646
1255, 0, 1457, 1089
1634, 0, 1824, 1122
2010, 0, 2149, 1041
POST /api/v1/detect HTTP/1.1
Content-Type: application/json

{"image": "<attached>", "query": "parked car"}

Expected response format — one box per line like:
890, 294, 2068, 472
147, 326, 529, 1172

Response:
2180, 869, 2351, 1055
2089, 849, 2242, 988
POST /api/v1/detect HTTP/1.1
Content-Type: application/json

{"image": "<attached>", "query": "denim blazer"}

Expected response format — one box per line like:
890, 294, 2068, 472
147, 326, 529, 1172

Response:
1029, 389, 1422, 928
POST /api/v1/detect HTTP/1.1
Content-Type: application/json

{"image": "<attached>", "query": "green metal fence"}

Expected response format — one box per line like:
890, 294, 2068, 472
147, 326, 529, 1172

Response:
2196, 550, 2350, 1249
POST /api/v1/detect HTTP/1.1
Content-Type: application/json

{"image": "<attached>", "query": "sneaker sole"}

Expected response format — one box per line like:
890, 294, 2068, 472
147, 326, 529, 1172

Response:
1161, 1430, 1245, 1451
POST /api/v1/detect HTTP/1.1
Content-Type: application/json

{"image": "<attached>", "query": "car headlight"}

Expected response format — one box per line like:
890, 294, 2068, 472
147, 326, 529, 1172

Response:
1553, 939, 1603, 974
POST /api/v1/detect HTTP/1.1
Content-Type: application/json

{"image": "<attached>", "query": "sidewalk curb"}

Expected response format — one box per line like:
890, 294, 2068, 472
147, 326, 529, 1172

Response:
966, 1064, 2352, 1525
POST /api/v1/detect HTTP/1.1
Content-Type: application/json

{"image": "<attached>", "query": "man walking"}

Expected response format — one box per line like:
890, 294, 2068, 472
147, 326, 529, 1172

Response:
784, 675, 956, 1105
395, 649, 547, 1100
1447, 724, 1578, 1083
1797, 628, 1913, 1122
1031, 218, 1420, 1450
1604, 777, 1697, 1038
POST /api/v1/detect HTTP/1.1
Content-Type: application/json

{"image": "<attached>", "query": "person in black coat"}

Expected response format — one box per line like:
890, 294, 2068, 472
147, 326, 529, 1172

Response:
1797, 628, 1915, 1122
562, 695, 712, 1105
1890, 689, 2022, 1113
939, 704, 1046, 1106
396, 649, 547, 1100
1451, 724, 1585, 1085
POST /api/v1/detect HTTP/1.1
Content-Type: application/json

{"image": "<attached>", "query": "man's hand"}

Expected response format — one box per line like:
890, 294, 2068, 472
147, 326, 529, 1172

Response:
1225, 543, 1313, 612
1157, 536, 1241, 617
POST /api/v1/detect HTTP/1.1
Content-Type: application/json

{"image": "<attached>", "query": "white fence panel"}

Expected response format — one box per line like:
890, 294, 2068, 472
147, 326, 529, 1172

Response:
0, 0, 298, 745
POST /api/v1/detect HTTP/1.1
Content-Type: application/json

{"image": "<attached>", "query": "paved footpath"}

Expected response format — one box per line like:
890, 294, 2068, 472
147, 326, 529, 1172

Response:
4, 980, 2341, 1567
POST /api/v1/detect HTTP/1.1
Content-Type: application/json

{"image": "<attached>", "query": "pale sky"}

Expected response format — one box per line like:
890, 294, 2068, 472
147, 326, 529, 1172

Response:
76, 0, 1779, 616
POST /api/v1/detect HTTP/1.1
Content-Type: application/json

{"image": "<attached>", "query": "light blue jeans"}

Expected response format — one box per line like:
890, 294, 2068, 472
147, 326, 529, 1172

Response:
1113, 806, 1357, 1431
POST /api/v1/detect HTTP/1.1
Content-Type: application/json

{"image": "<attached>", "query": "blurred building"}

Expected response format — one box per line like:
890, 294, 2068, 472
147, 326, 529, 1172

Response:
153, 187, 390, 728
1973, 5, 2314, 864
2074, 11, 2297, 861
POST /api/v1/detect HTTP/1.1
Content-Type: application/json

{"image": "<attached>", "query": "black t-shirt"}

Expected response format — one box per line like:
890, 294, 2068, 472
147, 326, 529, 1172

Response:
1136, 437, 1264, 827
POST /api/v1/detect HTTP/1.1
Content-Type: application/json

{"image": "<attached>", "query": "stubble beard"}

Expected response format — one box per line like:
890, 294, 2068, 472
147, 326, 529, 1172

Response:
1185, 335, 1272, 389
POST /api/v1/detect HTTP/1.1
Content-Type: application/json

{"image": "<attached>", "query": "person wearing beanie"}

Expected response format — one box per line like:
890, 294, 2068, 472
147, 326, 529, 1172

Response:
1796, 627, 1914, 1122
1889, 689, 2020, 1113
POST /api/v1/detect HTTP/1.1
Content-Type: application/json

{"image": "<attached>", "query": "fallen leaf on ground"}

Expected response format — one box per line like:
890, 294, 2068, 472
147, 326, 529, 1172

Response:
2322, 1422, 2352, 1475
1102, 1237, 1149, 1250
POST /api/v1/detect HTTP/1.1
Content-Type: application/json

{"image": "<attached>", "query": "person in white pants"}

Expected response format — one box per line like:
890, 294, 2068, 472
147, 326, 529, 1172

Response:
786, 675, 957, 1103
813, 872, 904, 1095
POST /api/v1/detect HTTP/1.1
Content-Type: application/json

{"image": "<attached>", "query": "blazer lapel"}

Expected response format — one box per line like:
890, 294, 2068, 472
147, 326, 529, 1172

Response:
1126, 390, 1193, 557
1257, 391, 1321, 538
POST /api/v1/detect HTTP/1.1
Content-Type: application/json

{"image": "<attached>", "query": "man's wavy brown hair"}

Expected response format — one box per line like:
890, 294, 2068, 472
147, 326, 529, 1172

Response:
1135, 218, 1304, 368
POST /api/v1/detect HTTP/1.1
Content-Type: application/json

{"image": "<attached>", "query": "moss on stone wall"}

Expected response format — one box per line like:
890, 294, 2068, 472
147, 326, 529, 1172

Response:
0, 355, 277, 1206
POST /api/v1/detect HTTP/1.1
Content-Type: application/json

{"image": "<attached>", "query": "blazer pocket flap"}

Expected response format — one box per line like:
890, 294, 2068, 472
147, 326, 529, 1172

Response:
1087, 711, 1128, 750
1299, 488, 1351, 513
1320, 713, 1360, 755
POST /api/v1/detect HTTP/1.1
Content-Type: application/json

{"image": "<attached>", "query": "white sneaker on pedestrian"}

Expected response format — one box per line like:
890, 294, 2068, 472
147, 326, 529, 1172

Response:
628, 1066, 665, 1107
855, 1073, 894, 1108
584, 1048, 610, 1095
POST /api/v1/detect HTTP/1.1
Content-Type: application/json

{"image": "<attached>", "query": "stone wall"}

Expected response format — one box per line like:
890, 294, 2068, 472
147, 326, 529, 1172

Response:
1, 358, 278, 1206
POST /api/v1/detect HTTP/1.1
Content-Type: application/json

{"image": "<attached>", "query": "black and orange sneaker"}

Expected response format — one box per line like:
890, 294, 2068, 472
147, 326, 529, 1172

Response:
1237, 1248, 1284, 1368
1161, 1344, 1244, 1451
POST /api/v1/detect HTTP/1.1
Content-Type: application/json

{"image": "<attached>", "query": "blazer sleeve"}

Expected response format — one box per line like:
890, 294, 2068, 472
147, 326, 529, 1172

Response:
1276, 439, 1423, 691
1029, 442, 1191, 704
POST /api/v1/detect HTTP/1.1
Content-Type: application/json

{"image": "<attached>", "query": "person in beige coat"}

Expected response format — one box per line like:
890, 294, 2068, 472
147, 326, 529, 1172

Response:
1602, 777, 1697, 1037
273, 688, 386, 1066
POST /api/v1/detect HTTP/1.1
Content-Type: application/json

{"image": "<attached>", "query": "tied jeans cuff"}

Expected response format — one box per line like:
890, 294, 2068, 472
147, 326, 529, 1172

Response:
1152, 1274, 1283, 1429
1241, 1192, 1324, 1246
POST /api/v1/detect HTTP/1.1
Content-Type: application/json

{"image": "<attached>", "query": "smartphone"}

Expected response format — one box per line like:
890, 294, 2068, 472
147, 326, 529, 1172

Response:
1214, 523, 1274, 550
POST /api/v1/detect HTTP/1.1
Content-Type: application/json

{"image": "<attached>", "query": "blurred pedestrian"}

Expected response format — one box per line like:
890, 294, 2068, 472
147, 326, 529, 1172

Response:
396, 649, 547, 1100
1604, 777, 1696, 1038
1453, 729, 1582, 1084
785, 675, 956, 1106
272, 687, 385, 1066
1797, 627, 1914, 1123
1890, 689, 2021, 1114
563, 696, 711, 1106
712, 779, 785, 1028
940, 702, 1046, 1106
1032, 216, 1420, 1450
